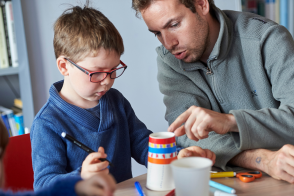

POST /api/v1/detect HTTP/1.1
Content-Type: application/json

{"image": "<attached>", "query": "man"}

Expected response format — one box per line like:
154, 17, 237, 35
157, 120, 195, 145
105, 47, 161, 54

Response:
132, 0, 294, 183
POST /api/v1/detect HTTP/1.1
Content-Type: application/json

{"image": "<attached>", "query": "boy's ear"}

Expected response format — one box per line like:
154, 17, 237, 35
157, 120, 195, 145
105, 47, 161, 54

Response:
56, 57, 69, 76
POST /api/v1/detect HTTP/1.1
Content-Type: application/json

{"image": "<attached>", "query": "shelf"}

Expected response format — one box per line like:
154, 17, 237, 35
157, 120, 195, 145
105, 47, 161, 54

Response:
0, 67, 19, 76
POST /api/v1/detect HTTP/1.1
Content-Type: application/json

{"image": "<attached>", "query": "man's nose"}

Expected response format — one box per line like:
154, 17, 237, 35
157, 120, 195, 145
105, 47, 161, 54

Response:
162, 32, 178, 50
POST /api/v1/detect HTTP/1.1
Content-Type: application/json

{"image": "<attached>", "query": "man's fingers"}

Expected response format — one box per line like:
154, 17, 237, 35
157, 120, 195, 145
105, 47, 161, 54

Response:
174, 125, 186, 136
185, 114, 200, 141
283, 163, 294, 179
278, 171, 294, 184
168, 109, 192, 132
197, 121, 210, 139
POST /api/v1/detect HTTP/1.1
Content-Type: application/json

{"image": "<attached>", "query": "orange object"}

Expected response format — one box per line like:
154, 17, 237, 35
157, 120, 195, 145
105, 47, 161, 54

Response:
3, 133, 34, 191
236, 171, 262, 183
148, 156, 177, 164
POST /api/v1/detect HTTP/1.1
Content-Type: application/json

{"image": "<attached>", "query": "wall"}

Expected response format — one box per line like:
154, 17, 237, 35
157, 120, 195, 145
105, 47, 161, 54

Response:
21, 0, 167, 177
214, 0, 242, 11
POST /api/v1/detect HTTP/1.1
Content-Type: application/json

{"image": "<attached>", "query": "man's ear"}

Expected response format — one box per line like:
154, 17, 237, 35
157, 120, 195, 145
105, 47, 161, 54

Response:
56, 56, 69, 76
195, 0, 210, 16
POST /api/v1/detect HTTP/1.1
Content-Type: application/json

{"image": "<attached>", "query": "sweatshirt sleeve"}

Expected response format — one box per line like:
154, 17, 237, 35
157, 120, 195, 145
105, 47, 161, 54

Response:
31, 118, 81, 191
156, 50, 242, 171
230, 25, 294, 150
122, 96, 152, 167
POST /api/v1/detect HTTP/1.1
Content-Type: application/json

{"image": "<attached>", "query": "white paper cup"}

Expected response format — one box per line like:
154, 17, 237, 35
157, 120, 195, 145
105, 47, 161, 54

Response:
146, 132, 177, 191
171, 157, 212, 196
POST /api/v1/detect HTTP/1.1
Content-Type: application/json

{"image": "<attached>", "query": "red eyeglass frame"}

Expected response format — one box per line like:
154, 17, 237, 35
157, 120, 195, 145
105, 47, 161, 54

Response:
65, 58, 127, 83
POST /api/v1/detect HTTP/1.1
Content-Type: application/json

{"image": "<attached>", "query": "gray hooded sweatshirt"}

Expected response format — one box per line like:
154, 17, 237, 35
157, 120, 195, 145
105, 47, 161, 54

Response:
156, 6, 294, 170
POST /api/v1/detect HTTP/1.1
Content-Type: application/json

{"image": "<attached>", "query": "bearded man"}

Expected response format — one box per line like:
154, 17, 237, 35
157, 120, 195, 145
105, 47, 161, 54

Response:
132, 0, 294, 183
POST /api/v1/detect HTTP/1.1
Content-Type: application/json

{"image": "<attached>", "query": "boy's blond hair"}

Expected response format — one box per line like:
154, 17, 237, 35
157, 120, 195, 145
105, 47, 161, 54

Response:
53, 1, 124, 62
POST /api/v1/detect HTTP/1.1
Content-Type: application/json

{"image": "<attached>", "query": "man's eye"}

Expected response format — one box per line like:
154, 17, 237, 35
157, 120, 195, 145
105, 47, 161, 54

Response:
171, 23, 179, 27
154, 32, 161, 37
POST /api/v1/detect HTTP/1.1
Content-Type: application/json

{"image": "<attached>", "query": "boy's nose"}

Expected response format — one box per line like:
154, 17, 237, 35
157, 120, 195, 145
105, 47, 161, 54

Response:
100, 74, 112, 85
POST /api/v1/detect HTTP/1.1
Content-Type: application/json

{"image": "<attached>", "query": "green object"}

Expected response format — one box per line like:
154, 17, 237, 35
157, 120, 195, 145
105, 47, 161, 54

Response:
257, 1, 265, 16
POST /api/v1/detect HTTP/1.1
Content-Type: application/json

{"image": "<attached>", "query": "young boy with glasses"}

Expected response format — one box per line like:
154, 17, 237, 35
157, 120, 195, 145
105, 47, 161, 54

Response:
31, 1, 216, 190
0, 120, 116, 196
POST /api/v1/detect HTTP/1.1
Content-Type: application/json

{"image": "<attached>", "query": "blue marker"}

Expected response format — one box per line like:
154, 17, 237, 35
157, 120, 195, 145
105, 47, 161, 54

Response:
134, 181, 146, 196
209, 180, 236, 194
210, 187, 237, 196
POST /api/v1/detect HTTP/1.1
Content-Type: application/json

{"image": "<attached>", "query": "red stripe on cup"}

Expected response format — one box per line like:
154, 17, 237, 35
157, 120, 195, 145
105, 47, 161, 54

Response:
149, 137, 175, 144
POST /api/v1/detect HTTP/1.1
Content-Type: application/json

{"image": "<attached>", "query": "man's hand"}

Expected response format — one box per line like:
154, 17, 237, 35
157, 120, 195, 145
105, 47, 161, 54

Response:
168, 106, 238, 141
81, 147, 109, 179
75, 173, 116, 196
177, 146, 216, 165
264, 144, 294, 183
230, 144, 294, 184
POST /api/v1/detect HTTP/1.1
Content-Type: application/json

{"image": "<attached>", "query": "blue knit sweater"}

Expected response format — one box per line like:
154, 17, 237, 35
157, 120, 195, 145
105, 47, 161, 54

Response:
0, 176, 81, 196
31, 80, 152, 190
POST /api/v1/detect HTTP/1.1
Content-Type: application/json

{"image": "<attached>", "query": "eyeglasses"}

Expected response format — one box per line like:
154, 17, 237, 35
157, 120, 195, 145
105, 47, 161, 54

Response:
65, 58, 127, 83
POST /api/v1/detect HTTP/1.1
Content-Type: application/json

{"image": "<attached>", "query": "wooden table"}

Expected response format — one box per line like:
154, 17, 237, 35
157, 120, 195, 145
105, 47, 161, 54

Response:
115, 173, 294, 196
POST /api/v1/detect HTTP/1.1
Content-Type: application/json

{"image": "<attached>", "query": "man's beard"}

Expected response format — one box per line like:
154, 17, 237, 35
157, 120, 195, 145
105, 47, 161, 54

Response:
185, 26, 210, 63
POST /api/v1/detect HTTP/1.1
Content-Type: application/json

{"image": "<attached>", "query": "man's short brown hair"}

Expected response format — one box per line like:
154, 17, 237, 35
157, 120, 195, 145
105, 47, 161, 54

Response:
54, 1, 124, 62
132, 0, 215, 17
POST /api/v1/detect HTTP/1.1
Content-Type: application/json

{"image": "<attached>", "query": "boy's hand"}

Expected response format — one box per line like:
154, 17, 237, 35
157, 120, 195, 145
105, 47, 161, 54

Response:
81, 147, 109, 179
75, 173, 116, 196
177, 146, 216, 165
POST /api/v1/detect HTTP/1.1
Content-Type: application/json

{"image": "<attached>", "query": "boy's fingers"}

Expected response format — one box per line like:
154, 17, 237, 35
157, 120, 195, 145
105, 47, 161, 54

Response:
84, 152, 107, 165
178, 146, 212, 158
178, 148, 201, 159
99, 168, 110, 175
76, 174, 116, 196
187, 146, 206, 157
91, 173, 116, 193
98, 146, 105, 153
90, 152, 107, 160
88, 161, 109, 172
177, 147, 216, 165
204, 149, 216, 164
91, 155, 108, 164
87, 187, 105, 196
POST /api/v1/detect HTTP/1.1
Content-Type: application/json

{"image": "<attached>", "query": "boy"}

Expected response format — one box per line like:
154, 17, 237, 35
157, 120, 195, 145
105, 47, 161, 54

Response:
31, 1, 216, 190
0, 120, 116, 196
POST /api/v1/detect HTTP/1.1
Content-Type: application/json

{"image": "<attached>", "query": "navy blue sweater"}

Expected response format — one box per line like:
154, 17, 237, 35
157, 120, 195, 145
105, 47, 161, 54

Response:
31, 80, 152, 190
